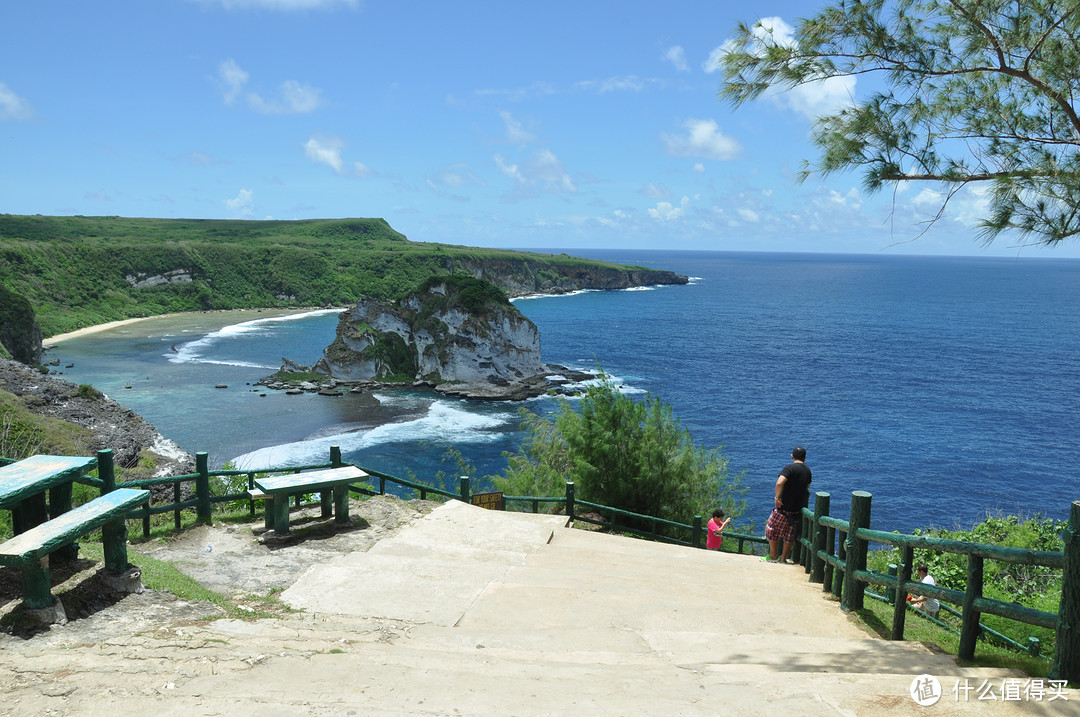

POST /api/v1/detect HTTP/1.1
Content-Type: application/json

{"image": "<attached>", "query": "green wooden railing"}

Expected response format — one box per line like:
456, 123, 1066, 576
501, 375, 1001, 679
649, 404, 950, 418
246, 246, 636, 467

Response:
791, 490, 1078, 683
5, 448, 1077, 682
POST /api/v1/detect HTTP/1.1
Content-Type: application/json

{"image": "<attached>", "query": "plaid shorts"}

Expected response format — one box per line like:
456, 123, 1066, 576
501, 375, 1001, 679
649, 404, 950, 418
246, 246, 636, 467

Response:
764, 507, 798, 543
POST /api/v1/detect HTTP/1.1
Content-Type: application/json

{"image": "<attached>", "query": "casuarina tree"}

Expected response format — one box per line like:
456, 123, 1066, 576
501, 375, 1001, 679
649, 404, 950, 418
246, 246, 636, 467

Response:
718, 0, 1080, 247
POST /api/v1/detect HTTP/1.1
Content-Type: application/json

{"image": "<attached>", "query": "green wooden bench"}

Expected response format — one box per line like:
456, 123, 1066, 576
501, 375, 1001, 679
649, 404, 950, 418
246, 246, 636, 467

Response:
0, 455, 97, 536
253, 466, 367, 534
0, 487, 150, 611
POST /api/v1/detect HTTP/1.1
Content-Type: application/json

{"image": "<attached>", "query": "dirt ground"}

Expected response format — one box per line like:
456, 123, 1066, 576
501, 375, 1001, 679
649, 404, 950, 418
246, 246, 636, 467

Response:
0, 494, 440, 646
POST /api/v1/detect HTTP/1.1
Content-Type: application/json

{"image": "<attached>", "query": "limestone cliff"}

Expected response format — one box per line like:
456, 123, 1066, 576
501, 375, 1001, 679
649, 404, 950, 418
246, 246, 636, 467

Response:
446, 256, 688, 297
314, 276, 550, 399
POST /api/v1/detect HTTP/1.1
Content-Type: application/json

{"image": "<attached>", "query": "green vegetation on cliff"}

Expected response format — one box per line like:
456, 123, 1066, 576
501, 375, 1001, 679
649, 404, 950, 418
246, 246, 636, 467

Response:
0, 283, 41, 363
496, 375, 748, 535
0, 214, 655, 338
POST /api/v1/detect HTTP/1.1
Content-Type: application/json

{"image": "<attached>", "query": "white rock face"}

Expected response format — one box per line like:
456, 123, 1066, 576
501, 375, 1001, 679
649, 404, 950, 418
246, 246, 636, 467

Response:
318, 281, 546, 397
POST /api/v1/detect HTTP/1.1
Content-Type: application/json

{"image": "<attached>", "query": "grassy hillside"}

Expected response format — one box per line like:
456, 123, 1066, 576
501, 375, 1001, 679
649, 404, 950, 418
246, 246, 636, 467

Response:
0, 215, 635, 338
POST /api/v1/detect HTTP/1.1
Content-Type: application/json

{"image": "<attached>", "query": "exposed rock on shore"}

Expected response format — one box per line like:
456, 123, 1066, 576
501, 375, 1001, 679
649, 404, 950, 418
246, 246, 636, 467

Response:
0, 358, 193, 476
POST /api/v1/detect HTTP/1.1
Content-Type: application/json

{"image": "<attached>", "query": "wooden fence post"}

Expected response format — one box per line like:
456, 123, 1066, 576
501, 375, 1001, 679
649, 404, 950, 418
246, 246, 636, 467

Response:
692, 515, 702, 549
459, 476, 471, 503
842, 491, 872, 612
810, 492, 829, 584
330, 445, 342, 467
174, 480, 182, 529
959, 554, 984, 660
565, 481, 575, 522
1049, 500, 1080, 682
832, 527, 845, 599
195, 451, 212, 525
97, 449, 115, 493
891, 545, 914, 641
823, 525, 836, 593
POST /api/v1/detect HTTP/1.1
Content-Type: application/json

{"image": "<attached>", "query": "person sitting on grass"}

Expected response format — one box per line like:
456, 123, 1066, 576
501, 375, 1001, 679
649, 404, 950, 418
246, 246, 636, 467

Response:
909, 563, 940, 618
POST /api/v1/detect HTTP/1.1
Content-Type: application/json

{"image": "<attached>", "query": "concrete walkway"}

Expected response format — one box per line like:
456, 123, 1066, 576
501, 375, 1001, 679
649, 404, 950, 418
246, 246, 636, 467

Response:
1, 500, 1075, 715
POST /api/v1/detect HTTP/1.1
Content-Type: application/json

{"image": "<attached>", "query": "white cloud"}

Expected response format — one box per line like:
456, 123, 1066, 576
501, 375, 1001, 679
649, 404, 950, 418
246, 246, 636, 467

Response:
774, 76, 856, 121
192, 0, 359, 10
305, 136, 344, 173
267, 79, 324, 114
737, 207, 760, 223
474, 82, 557, 101
661, 118, 740, 160
531, 149, 575, 192
574, 75, 658, 93
500, 110, 536, 144
648, 196, 690, 221
693, 163, 705, 173
701, 41, 737, 74
495, 149, 575, 195
826, 187, 863, 210
641, 182, 670, 199
185, 151, 216, 166
429, 165, 483, 190
720, 16, 856, 119
225, 188, 254, 216
219, 59, 323, 114
910, 185, 990, 228
0, 82, 33, 121
664, 46, 689, 72
494, 154, 525, 184
218, 59, 249, 105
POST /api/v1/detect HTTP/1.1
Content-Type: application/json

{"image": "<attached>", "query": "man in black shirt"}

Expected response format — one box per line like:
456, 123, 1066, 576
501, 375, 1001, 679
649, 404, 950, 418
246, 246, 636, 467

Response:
764, 446, 812, 563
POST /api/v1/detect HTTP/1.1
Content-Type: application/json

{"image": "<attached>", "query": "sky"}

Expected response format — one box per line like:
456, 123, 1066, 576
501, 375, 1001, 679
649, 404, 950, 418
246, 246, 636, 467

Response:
2, 0, 1078, 258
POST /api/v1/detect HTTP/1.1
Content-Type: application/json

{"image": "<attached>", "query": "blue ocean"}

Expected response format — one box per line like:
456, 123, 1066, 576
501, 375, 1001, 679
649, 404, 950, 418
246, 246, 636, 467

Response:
47, 250, 1080, 535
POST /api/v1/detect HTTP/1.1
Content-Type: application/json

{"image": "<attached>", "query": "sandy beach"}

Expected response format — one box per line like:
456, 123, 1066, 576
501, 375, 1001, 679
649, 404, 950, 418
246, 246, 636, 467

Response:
45, 307, 341, 344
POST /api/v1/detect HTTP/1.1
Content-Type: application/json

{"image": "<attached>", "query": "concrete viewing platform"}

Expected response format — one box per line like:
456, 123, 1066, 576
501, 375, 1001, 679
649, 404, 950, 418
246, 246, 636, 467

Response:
0, 499, 1074, 715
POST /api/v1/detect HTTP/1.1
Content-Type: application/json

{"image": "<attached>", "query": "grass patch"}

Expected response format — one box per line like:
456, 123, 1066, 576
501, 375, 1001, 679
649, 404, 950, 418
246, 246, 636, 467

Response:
846, 593, 1053, 678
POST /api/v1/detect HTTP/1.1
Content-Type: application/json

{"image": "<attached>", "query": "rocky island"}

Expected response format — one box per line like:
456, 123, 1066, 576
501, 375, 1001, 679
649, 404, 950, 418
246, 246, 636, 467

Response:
265, 275, 593, 400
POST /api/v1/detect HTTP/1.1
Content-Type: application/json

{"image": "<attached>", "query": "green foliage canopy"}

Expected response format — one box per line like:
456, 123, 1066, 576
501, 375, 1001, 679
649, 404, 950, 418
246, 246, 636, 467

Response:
496, 375, 746, 532
719, 0, 1080, 246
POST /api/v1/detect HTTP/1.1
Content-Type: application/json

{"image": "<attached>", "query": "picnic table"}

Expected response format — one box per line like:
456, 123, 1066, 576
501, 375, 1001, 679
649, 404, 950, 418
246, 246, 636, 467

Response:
254, 465, 367, 534
0, 455, 97, 544
0, 453, 148, 617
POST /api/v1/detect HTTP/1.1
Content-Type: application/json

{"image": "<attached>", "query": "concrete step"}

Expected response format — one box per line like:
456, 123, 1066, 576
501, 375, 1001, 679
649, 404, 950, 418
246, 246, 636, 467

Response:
3, 499, 1069, 716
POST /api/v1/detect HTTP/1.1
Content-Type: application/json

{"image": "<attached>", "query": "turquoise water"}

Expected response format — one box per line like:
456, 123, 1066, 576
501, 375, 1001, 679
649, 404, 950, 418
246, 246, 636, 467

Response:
47, 250, 1080, 533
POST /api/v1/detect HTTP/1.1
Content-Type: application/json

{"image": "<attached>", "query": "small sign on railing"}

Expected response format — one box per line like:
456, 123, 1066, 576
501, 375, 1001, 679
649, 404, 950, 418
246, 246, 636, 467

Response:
471, 491, 505, 511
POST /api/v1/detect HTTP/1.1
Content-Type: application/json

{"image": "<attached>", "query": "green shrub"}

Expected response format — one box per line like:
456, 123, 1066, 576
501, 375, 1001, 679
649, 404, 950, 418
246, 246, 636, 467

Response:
496, 374, 747, 534
75, 383, 103, 400
868, 514, 1066, 655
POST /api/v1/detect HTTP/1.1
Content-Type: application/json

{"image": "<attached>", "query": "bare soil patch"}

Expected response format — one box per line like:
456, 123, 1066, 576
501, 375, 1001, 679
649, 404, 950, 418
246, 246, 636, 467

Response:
0, 494, 439, 645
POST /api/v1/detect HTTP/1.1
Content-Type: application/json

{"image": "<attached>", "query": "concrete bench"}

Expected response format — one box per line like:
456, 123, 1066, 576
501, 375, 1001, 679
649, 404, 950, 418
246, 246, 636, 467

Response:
254, 466, 367, 534
0, 487, 150, 619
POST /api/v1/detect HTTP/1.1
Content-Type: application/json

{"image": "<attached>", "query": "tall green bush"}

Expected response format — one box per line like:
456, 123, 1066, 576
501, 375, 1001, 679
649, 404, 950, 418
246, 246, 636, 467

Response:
496, 375, 746, 532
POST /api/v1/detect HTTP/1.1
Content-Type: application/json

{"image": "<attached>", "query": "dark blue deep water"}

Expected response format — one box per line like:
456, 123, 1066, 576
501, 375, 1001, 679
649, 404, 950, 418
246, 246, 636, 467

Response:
47, 251, 1080, 535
